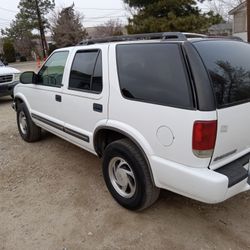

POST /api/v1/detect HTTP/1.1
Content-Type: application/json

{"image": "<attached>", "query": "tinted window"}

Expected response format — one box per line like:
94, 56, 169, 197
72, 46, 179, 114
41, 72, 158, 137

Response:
92, 53, 103, 92
69, 50, 102, 93
116, 44, 192, 108
38, 51, 69, 87
194, 40, 250, 108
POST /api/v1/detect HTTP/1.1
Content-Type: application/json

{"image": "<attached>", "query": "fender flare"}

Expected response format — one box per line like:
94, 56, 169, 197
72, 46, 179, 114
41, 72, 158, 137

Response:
93, 125, 156, 185
14, 93, 31, 112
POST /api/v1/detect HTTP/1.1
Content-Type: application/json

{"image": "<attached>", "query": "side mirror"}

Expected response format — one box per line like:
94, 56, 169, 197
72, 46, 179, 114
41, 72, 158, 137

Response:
3, 61, 8, 66
20, 71, 37, 84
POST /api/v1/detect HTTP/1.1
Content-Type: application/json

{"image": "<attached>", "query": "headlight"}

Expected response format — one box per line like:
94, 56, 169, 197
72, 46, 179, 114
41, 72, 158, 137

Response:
13, 73, 21, 82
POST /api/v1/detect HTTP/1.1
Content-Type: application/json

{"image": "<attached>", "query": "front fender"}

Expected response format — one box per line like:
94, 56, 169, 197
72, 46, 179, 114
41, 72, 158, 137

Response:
14, 91, 31, 113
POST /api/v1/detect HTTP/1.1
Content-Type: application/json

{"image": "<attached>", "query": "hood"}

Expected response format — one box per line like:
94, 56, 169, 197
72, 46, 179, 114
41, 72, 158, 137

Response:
0, 66, 20, 75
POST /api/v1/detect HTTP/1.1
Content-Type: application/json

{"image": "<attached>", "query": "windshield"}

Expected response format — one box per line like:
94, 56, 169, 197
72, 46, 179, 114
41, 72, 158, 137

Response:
193, 40, 250, 108
0, 60, 4, 66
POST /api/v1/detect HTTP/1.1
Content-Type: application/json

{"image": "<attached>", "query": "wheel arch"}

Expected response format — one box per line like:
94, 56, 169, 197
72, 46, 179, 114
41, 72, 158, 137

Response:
93, 126, 156, 185
14, 93, 31, 112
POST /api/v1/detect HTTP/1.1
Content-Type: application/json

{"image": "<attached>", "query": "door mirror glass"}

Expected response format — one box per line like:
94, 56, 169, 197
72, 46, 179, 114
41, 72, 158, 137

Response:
20, 71, 37, 84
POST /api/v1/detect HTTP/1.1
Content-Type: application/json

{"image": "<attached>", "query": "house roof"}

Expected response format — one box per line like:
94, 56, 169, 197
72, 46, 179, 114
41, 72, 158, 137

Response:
229, 1, 246, 15
208, 23, 232, 31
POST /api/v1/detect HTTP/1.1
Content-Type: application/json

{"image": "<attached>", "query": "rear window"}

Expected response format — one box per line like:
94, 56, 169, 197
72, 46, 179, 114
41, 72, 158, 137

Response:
116, 43, 193, 109
194, 40, 250, 108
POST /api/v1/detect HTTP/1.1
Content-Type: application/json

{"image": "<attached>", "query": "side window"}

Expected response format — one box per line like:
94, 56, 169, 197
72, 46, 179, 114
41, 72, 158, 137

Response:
116, 44, 193, 108
37, 51, 69, 87
69, 50, 103, 93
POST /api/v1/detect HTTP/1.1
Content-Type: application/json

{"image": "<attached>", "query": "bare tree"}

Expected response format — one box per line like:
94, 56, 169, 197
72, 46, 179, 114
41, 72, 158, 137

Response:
205, 0, 245, 20
93, 19, 124, 38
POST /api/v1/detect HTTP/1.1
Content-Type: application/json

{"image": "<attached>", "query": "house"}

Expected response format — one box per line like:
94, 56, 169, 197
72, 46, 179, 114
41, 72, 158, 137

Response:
208, 23, 232, 36
229, 1, 247, 41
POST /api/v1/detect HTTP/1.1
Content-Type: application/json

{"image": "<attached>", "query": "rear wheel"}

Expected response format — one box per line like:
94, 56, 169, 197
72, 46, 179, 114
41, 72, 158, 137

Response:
103, 139, 160, 211
17, 103, 41, 142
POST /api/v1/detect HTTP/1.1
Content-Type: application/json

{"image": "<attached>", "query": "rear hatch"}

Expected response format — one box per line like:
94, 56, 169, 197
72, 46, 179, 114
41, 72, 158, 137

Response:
193, 40, 250, 170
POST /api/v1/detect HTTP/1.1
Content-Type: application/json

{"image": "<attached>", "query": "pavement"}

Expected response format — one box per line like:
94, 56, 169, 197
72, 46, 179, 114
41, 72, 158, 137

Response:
9, 61, 40, 73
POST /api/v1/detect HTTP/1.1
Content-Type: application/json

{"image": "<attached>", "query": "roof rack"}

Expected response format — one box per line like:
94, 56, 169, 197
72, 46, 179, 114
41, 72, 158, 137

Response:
78, 32, 243, 46
78, 32, 188, 45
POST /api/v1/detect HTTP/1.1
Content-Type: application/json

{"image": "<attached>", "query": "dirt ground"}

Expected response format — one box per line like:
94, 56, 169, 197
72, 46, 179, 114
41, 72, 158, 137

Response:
1, 87, 250, 249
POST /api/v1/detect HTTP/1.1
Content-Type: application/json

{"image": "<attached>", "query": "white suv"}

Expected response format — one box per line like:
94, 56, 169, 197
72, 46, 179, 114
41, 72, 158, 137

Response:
13, 32, 250, 210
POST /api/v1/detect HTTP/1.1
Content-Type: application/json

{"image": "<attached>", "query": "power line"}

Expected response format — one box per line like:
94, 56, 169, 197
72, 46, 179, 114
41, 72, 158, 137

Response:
84, 11, 127, 20
76, 7, 124, 11
0, 7, 17, 13
0, 17, 12, 21
85, 15, 129, 21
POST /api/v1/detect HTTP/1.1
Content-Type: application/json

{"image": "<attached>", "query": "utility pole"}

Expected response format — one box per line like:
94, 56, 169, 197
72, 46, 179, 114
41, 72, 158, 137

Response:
35, 0, 48, 58
247, 0, 250, 42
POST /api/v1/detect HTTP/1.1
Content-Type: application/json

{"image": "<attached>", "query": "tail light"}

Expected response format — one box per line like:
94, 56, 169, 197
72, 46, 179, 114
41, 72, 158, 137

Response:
192, 120, 217, 158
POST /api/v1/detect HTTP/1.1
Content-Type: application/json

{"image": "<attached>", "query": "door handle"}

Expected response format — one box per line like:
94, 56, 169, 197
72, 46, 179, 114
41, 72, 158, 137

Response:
55, 95, 62, 102
93, 103, 103, 113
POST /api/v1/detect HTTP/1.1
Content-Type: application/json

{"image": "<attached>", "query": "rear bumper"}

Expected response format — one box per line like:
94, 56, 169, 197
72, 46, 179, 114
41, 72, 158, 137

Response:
150, 155, 250, 203
0, 81, 18, 97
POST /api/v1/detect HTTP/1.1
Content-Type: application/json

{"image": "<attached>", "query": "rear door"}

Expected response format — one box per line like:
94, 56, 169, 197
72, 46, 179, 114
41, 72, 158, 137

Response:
193, 40, 250, 169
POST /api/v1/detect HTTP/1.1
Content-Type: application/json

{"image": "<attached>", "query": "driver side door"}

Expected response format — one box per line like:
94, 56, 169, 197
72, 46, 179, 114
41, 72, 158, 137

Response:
23, 50, 69, 135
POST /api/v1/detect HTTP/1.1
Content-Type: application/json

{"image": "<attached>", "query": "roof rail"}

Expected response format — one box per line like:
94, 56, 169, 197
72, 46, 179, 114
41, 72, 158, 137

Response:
78, 32, 188, 45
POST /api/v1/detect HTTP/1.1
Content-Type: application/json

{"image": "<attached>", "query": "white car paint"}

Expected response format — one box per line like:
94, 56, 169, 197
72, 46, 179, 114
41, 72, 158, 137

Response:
14, 41, 250, 204
0, 66, 20, 75
0, 64, 20, 97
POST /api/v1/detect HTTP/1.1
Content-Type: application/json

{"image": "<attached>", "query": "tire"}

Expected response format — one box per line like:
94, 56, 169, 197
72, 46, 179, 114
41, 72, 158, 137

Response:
102, 139, 160, 211
17, 102, 41, 142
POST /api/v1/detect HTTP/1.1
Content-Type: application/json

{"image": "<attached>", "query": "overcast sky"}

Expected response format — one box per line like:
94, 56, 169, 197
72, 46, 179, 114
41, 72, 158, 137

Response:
0, 0, 209, 30
0, 0, 129, 30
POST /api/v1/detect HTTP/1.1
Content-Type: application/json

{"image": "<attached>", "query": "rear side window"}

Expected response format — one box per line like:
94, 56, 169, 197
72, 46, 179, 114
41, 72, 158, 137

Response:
116, 43, 193, 108
69, 50, 102, 93
194, 40, 250, 108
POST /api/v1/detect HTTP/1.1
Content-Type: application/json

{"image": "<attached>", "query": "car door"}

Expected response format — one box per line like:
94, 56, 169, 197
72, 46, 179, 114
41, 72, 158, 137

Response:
23, 50, 69, 134
60, 46, 109, 152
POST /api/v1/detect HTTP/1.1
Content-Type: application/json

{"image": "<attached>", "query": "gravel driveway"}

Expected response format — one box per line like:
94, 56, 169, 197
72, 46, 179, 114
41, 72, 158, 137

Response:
1, 96, 250, 250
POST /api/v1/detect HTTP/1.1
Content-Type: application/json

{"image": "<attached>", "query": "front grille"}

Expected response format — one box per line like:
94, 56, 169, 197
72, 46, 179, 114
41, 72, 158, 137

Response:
0, 75, 13, 83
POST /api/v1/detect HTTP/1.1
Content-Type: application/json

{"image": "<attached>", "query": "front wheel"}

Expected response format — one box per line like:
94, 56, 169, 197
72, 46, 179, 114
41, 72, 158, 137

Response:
102, 139, 160, 211
17, 103, 41, 142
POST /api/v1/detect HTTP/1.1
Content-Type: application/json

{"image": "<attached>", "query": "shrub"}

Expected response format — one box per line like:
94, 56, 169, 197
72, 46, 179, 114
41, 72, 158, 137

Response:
3, 40, 16, 63
20, 56, 27, 62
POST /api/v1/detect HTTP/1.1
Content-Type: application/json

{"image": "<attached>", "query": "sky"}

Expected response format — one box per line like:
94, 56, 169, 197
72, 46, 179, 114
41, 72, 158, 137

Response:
0, 0, 129, 30
0, 0, 212, 31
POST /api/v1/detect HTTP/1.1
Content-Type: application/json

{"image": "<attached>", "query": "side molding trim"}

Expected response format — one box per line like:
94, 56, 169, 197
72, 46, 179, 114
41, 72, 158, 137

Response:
31, 113, 90, 143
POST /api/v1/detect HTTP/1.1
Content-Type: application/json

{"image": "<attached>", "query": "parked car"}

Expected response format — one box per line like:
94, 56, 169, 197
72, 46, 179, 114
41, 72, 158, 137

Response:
0, 60, 20, 98
12, 32, 250, 210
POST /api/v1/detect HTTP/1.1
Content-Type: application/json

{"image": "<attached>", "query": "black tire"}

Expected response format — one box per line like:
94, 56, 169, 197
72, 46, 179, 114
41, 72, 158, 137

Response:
17, 102, 41, 142
103, 139, 160, 211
